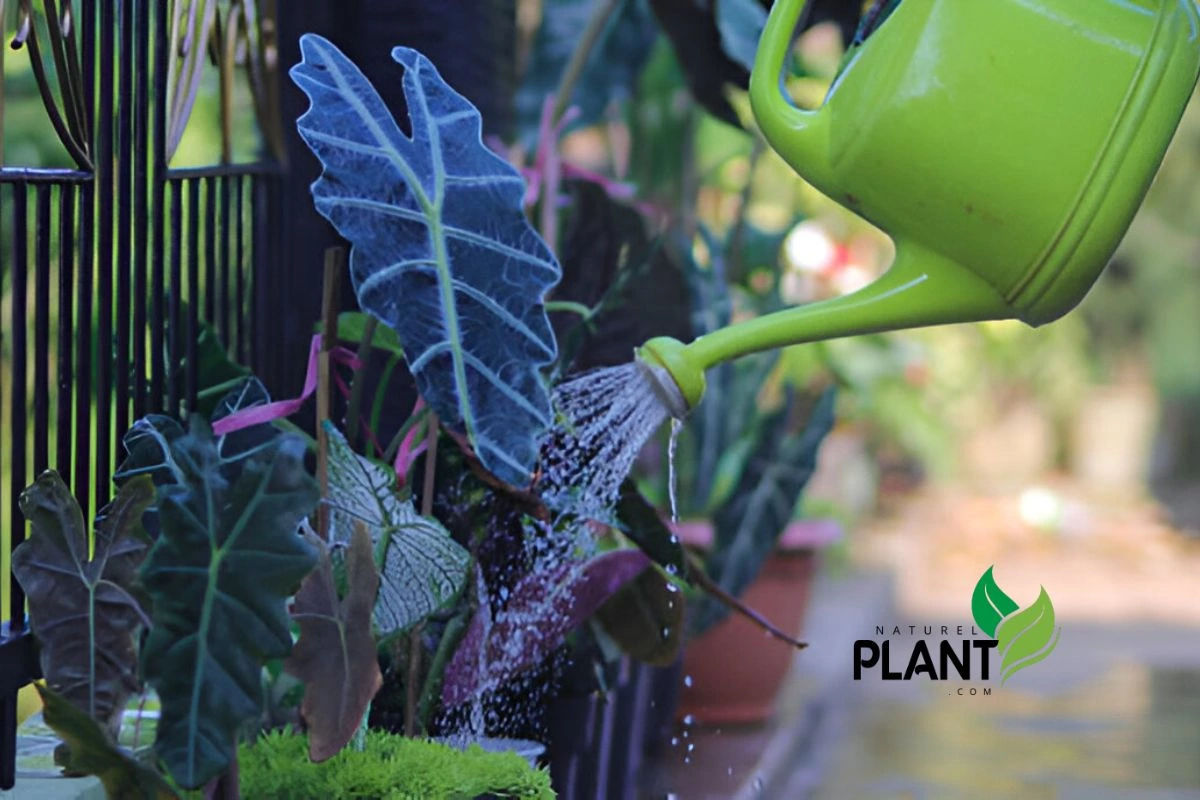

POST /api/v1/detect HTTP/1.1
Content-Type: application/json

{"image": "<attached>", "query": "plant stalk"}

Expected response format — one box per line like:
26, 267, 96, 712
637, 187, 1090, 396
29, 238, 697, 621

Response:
316, 248, 344, 541
345, 316, 379, 450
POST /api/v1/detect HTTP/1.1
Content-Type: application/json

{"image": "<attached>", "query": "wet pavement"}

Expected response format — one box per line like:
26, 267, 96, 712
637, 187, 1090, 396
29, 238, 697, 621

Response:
811, 621, 1200, 799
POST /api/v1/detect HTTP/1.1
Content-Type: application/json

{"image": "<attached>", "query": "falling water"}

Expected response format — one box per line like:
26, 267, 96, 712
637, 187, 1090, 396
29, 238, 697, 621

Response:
540, 362, 673, 520
667, 418, 682, 523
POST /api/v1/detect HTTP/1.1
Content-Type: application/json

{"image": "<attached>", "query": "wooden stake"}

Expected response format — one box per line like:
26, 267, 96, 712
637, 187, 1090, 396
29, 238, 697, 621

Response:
316, 247, 344, 541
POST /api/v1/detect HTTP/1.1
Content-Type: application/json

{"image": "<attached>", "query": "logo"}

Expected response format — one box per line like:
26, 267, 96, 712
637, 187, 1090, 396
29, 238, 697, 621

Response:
971, 565, 1061, 684
853, 565, 1061, 688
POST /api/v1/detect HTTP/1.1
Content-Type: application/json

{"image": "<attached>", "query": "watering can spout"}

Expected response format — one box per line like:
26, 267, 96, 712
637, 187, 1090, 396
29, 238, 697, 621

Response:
639, 242, 1013, 414
749, 0, 832, 189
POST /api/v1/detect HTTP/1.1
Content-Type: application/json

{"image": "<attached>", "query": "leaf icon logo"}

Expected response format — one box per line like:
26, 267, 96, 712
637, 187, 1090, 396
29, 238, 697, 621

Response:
995, 587, 1061, 684
971, 566, 1061, 684
971, 565, 1018, 637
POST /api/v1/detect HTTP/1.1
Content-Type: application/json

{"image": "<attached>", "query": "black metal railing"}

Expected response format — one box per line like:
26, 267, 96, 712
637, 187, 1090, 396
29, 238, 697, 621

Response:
0, 0, 288, 788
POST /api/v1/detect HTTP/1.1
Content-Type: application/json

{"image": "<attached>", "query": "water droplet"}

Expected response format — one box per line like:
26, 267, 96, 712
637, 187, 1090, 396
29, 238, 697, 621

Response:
671, 737, 679, 747
682, 714, 695, 726
665, 564, 678, 575
683, 675, 693, 687
686, 743, 695, 753
665, 582, 680, 593
660, 627, 671, 640
727, 767, 734, 776
684, 756, 692, 765
752, 776, 765, 794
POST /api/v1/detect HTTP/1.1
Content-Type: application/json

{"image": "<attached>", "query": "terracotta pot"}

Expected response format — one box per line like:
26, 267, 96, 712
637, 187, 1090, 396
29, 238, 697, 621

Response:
673, 519, 840, 725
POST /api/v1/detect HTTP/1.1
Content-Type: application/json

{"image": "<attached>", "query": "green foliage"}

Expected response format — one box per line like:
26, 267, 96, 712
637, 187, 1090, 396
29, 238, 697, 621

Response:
140, 421, 320, 788
323, 423, 469, 638
691, 388, 837, 635
236, 730, 555, 800
291, 35, 561, 486
12, 473, 154, 740
35, 684, 180, 800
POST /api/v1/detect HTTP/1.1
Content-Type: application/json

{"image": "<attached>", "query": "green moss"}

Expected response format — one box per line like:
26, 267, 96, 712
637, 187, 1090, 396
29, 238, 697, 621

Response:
233, 730, 555, 800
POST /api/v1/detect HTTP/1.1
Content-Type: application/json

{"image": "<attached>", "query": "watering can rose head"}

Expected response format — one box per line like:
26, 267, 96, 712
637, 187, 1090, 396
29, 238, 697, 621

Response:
638, 0, 1200, 417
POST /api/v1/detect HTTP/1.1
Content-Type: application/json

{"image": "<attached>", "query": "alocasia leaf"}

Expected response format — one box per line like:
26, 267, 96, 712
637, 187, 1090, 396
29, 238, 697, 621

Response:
971, 566, 1020, 638
614, 478, 687, 577
515, 0, 660, 144
694, 388, 836, 635
140, 421, 319, 789
285, 523, 382, 762
35, 684, 180, 799
291, 35, 561, 486
113, 378, 281, 538
442, 549, 650, 707
323, 423, 469, 636
996, 588, 1061, 684
12, 472, 154, 740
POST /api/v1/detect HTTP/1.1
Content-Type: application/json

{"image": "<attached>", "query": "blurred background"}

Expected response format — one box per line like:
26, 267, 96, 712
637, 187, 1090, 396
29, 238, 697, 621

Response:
3, 1, 1199, 796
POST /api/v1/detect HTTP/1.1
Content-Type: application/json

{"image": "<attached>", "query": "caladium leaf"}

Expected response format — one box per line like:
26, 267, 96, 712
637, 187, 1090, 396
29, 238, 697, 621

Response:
515, 0, 660, 144
291, 35, 561, 486
323, 423, 469, 636
442, 548, 649, 707
285, 524, 382, 762
12, 472, 154, 740
693, 388, 836, 635
140, 421, 319, 789
35, 684, 180, 799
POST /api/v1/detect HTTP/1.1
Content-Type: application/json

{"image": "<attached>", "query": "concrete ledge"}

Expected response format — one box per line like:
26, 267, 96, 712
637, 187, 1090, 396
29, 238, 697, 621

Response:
3, 775, 105, 800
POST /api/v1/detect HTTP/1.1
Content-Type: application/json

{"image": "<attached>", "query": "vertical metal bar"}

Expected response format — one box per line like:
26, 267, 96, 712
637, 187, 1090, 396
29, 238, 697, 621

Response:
151, 0, 169, 410
268, 175, 284, 391
57, 185, 77, 480
234, 175, 246, 363
132, 0, 152, 420
33, 185, 52, 477
10, 185, 28, 624
168, 179, 183, 416
252, 176, 267, 383
117, 0, 136, 428
187, 178, 201, 412
75, 180, 94, 526
95, 0, 116, 499
218, 174, 232, 352
0, 692, 15, 789
204, 175, 217, 335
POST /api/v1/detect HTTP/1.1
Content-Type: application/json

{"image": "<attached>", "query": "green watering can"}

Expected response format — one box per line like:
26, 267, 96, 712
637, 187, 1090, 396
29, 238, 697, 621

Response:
637, 0, 1200, 417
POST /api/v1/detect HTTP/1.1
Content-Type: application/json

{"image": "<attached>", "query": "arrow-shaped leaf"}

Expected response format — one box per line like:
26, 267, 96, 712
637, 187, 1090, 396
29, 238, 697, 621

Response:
285, 523, 382, 762
140, 421, 319, 789
35, 683, 179, 799
13, 472, 154, 740
323, 423, 469, 636
291, 35, 561, 486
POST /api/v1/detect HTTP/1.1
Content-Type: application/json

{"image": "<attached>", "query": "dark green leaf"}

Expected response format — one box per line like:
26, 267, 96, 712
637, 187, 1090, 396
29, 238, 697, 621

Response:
593, 566, 685, 666
693, 388, 836, 635
113, 378, 282, 538
551, 180, 692, 374
35, 683, 180, 799
140, 422, 320, 788
614, 479, 688, 577
12, 473, 155, 739
291, 36, 561, 486
321, 311, 405, 357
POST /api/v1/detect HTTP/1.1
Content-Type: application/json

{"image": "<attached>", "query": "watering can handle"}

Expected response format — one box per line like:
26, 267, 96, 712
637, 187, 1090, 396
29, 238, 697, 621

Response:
750, 0, 821, 127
